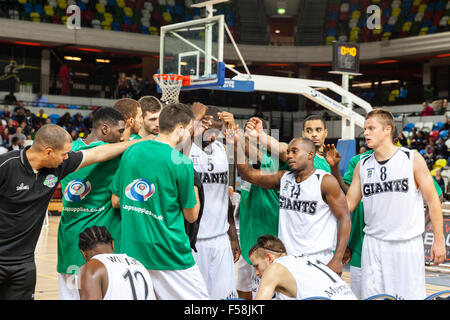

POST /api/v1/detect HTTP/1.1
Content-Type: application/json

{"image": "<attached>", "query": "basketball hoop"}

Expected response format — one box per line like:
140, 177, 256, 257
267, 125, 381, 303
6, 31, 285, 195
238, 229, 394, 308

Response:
153, 74, 190, 104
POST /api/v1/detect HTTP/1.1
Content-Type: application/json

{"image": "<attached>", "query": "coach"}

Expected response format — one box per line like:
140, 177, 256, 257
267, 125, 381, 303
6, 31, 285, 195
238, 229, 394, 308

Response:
0, 124, 144, 300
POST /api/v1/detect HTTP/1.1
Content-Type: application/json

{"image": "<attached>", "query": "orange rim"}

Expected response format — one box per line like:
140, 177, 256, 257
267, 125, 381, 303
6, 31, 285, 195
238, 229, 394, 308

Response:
153, 74, 190, 86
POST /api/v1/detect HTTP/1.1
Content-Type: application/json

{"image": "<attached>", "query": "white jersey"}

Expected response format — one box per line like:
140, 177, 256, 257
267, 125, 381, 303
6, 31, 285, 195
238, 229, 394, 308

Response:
189, 141, 229, 239
278, 170, 337, 255
274, 255, 356, 300
359, 147, 425, 240
92, 253, 156, 300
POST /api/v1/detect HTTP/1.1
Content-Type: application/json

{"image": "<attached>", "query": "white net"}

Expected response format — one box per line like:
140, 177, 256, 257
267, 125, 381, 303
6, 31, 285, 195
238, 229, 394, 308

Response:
153, 74, 184, 105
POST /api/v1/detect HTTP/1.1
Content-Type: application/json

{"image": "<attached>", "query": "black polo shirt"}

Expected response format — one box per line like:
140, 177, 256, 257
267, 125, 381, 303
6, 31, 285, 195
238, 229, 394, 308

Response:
0, 146, 84, 265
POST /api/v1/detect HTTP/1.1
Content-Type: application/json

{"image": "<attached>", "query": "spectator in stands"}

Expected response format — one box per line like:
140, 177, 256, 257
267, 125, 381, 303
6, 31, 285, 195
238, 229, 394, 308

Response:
420, 101, 435, 116
443, 113, 450, 131
3, 91, 17, 105
2, 106, 11, 119
433, 99, 447, 115
115, 72, 130, 99
58, 63, 71, 96
83, 112, 94, 133
434, 168, 446, 193
10, 126, 26, 146
397, 132, 409, 147
57, 112, 73, 132
6, 118, 17, 135
1, 127, 9, 148
72, 113, 84, 131
435, 137, 449, 160
36, 109, 49, 126
423, 145, 436, 170
32, 92, 48, 107
129, 74, 142, 99
19, 121, 32, 138
8, 136, 22, 151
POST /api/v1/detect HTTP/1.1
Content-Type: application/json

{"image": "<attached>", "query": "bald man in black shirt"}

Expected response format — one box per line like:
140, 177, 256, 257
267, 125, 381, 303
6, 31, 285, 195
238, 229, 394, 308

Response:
0, 124, 145, 299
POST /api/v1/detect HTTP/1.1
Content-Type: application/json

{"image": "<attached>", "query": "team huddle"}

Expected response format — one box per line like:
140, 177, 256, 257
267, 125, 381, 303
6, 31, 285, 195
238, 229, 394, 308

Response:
0, 96, 446, 300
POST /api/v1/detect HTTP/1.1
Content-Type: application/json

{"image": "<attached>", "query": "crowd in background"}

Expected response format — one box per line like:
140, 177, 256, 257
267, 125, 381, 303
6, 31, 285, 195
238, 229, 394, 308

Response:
0, 94, 94, 154
2, 90, 450, 193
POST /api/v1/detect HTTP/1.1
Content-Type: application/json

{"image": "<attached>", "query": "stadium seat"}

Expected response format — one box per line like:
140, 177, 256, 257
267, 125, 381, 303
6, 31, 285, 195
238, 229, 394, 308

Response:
439, 129, 448, 139
49, 114, 60, 123
433, 121, 445, 131
429, 130, 439, 141
423, 121, 434, 132
434, 158, 447, 169
415, 122, 424, 130
404, 122, 415, 132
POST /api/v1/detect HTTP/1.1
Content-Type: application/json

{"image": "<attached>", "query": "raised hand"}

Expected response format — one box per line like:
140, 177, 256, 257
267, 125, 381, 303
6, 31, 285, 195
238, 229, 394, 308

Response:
245, 117, 263, 138
218, 111, 235, 129
192, 102, 208, 121
324, 144, 341, 168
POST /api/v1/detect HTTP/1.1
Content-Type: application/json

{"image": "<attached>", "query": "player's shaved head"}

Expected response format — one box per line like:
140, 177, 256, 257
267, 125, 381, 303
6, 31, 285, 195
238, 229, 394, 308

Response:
290, 137, 316, 153
32, 124, 72, 151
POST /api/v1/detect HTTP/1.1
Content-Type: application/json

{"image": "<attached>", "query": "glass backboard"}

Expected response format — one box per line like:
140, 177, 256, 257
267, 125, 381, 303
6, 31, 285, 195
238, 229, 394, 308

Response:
159, 15, 225, 89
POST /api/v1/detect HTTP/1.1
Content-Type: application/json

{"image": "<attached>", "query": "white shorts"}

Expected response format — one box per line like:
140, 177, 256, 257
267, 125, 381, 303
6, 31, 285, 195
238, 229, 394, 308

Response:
236, 255, 252, 292
58, 273, 80, 300
308, 250, 334, 265
192, 234, 238, 300
361, 234, 426, 300
350, 266, 362, 300
148, 264, 209, 300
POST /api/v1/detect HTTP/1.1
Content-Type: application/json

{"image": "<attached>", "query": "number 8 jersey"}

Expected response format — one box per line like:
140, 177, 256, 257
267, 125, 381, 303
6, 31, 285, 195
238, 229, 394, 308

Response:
91, 253, 156, 300
359, 147, 425, 240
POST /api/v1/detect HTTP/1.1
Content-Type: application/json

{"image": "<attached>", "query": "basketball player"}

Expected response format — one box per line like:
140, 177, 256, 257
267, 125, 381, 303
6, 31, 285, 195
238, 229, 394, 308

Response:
78, 226, 156, 300
113, 98, 142, 141
345, 108, 446, 300
235, 116, 290, 300
187, 104, 240, 299
0, 124, 145, 300
136, 96, 162, 139
110, 103, 209, 300
325, 141, 444, 299
249, 235, 356, 300
245, 115, 331, 172
231, 131, 351, 276
57, 107, 126, 300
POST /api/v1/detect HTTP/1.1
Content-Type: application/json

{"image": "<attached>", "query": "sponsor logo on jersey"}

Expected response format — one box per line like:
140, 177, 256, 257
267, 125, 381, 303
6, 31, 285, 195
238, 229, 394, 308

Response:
366, 168, 374, 179
282, 180, 292, 192
125, 178, 155, 202
43, 174, 58, 188
362, 178, 409, 197
16, 183, 30, 191
280, 196, 318, 214
64, 179, 92, 202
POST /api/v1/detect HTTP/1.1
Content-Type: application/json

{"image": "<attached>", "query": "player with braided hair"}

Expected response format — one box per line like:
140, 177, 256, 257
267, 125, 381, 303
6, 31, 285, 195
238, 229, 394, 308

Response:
78, 226, 156, 300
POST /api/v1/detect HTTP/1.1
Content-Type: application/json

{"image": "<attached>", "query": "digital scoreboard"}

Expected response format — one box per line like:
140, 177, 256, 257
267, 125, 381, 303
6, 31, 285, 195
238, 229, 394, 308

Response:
332, 42, 360, 74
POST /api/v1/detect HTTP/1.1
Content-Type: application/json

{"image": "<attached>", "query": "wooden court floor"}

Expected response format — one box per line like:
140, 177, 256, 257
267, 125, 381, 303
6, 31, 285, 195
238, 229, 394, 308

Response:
34, 216, 450, 300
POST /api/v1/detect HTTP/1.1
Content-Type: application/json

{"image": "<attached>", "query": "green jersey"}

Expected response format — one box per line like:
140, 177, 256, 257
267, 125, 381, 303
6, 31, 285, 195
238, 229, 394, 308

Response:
110, 140, 197, 270
57, 139, 122, 274
314, 154, 331, 173
343, 149, 443, 268
239, 152, 289, 265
